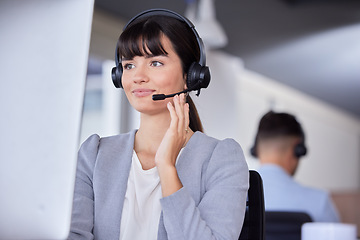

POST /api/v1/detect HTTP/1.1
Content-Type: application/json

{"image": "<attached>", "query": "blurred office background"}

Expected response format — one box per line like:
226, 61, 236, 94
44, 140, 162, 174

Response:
80, 0, 360, 234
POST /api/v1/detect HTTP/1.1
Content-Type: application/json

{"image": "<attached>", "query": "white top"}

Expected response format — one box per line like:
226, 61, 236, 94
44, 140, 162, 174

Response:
120, 151, 162, 240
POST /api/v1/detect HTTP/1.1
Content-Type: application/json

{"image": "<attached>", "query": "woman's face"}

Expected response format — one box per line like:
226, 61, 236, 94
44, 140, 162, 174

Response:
121, 35, 186, 115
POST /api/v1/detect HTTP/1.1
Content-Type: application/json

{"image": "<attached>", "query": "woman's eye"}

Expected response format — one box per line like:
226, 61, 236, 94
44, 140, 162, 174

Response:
123, 63, 134, 70
151, 61, 163, 67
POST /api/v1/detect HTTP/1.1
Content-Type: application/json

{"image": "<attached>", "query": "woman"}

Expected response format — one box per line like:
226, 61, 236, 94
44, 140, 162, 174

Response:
69, 9, 249, 240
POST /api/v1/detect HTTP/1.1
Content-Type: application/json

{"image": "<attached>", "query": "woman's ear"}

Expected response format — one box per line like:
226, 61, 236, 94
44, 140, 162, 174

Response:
183, 73, 188, 90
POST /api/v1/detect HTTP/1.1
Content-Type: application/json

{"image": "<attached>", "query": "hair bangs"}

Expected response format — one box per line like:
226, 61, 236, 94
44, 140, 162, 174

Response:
118, 20, 168, 60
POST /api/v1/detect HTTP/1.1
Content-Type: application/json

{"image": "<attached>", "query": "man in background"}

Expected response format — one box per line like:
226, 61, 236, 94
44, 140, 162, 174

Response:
251, 111, 339, 222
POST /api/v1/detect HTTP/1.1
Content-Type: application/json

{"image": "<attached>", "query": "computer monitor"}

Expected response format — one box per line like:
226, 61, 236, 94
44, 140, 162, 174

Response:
0, 1, 94, 239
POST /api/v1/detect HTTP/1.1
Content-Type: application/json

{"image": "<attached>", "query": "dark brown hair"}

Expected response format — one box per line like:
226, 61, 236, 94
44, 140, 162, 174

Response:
256, 111, 304, 141
118, 15, 204, 132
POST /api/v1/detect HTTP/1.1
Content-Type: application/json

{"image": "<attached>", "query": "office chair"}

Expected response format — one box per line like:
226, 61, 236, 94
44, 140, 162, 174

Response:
239, 170, 265, 240
265, 211, 313, 240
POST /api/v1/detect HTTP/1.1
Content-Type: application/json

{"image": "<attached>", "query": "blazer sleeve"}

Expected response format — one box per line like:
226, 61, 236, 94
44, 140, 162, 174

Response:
68, 134, 100, 240
160, 138, 249, 240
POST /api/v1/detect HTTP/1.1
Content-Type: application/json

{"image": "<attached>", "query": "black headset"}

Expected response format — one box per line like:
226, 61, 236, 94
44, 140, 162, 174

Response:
111, 8, 211, 95
250, 124, 307, 159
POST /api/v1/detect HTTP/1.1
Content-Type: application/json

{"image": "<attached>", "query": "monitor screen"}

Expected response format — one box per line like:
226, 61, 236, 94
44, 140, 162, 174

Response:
0, 1, 94, 239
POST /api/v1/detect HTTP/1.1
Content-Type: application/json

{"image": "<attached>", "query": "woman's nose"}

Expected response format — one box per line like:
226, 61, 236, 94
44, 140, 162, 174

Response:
132, 65, 149, 84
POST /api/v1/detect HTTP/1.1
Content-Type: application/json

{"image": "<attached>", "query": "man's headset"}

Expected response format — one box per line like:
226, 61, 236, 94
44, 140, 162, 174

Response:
111, 8, 211, 101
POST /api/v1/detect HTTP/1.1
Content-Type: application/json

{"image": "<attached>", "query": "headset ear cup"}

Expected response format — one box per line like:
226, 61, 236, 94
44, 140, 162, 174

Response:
250, 145, 257, 157
111, 64, 123, 88
186, 62, 199, 89
199, 65, 211, 88
294, 143, 307, 158
186, 62, 211, 90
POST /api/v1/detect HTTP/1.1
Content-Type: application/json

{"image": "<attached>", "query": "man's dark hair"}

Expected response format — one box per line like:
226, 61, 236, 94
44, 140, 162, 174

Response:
256, 111, 304, 140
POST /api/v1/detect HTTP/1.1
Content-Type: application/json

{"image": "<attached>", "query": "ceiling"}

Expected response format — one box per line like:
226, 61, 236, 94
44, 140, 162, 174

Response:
94, 0, 360, 119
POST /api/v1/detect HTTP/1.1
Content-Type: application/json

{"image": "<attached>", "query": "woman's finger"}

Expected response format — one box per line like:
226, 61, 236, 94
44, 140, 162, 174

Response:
184, 102, 190, 132
167, 101, 178, 130
173, 94, 185, 134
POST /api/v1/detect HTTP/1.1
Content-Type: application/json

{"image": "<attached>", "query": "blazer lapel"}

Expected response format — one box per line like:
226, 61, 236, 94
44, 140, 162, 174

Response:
94, 130, 136, 239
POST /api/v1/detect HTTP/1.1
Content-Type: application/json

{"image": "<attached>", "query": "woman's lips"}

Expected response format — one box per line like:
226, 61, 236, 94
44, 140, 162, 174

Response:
132, 89, 156, 97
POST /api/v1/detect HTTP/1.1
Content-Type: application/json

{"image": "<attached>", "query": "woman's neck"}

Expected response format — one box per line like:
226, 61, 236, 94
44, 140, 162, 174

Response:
134, 111, 171, 155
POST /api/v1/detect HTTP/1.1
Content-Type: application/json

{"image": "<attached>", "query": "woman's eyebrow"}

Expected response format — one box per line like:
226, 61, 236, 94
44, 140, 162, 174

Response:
121, 54, 168, 61
145, 54, 168, 59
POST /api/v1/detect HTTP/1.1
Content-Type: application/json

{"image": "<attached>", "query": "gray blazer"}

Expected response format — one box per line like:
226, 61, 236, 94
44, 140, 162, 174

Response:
68, 130, 249, 240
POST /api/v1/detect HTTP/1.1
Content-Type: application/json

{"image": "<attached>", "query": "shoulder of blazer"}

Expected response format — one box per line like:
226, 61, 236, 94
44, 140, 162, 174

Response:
188, 131, 219, 148
99, 130, 136, 148
87, 130, 136, 171
187, 131, 241, 155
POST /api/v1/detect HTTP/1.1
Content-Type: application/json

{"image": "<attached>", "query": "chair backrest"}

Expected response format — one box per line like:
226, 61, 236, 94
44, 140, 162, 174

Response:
265, 211, 313, 240
239, 170, 265, 240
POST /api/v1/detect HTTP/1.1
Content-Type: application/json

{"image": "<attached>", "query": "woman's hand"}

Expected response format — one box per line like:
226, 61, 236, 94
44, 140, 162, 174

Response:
155, 93, 190, 197
155, 93, 190, 168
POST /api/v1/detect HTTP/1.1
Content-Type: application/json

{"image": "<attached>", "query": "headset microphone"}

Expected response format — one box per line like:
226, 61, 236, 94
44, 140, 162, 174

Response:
152, 87, 201, 101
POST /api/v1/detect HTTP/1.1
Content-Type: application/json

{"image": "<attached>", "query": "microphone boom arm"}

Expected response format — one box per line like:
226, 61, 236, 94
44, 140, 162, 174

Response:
152, 88, 192, 101
152, 82, 201, 101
